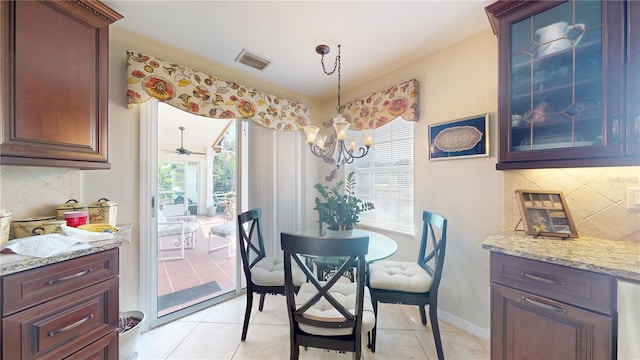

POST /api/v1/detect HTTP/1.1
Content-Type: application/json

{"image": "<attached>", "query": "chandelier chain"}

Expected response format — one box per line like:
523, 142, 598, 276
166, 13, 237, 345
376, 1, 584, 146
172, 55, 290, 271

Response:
306, 44, 370, 169
319, 45, 342, 112
337, 45, 341, 112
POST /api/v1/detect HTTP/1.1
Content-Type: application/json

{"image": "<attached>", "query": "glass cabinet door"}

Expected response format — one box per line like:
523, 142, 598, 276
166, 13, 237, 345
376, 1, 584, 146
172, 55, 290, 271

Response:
509, 0, 603, 153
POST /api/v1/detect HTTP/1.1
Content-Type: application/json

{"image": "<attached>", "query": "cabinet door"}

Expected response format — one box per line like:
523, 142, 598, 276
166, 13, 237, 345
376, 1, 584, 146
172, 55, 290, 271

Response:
0, 1, 121, 169
490, 0, 634, 169
491, 283, 612, 360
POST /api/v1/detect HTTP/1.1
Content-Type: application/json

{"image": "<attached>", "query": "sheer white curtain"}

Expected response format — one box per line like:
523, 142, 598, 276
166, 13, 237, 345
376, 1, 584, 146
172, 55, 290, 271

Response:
247, 122, 305, 256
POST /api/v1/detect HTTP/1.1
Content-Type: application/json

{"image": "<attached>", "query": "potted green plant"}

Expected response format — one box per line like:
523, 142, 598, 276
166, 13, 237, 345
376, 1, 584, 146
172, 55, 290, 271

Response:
313, 172, 374, 233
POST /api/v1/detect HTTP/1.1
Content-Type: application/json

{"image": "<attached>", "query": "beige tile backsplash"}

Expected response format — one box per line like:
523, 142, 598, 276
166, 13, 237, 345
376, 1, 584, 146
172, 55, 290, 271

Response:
2, 164, 639, 242
0, 165, 81, 221
504, 167, 640, 242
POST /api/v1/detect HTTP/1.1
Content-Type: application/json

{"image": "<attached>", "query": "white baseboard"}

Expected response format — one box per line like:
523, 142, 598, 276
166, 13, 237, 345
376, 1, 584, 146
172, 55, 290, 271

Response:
437, 309, 490, 341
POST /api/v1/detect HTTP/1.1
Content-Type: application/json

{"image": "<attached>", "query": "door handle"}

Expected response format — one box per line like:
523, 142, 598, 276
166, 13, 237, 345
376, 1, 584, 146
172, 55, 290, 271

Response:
521, 296, 567, 313
47, 269, 92, 285
520, 272, 566, 286
48, 314, 94, 336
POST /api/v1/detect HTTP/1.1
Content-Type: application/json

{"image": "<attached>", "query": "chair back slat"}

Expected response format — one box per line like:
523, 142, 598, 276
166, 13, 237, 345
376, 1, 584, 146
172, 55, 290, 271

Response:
418, 211, 448, 291
237, 208, 268, 281
281, 233, 368, 333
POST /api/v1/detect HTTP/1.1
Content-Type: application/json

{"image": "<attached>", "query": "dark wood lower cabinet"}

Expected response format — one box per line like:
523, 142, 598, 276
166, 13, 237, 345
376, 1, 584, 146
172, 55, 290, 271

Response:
491, 283, 612, 359
1, 249, 119, 360
490, 252, 614, 360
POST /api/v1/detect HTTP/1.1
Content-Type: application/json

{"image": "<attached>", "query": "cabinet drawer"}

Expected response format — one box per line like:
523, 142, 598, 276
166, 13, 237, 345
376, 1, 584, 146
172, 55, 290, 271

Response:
491, 252, 614, 315
2, 248, 118, 316
2, 277, 118, 360
65, 332, 118, 360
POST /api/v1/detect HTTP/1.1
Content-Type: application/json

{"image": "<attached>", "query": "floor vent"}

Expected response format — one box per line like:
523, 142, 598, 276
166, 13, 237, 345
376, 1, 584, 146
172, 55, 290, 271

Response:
234, 49, 271, 71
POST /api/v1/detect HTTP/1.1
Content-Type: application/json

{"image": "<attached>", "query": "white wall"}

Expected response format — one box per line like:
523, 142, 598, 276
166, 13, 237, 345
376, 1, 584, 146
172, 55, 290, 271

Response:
308, 30, 500, 334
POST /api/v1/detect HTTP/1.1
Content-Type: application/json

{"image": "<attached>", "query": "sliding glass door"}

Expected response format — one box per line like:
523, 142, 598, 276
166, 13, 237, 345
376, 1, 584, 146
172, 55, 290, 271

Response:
141, 100, 245, 329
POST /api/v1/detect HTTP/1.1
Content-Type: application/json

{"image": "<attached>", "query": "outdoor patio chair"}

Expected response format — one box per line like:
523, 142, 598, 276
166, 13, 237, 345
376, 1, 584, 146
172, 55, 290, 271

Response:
157, 210, 199, 261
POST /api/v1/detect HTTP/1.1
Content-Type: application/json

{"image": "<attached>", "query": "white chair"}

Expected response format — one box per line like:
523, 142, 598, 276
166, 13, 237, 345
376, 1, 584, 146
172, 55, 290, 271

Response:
157, 210, 200, 261
208, 221, 234, 257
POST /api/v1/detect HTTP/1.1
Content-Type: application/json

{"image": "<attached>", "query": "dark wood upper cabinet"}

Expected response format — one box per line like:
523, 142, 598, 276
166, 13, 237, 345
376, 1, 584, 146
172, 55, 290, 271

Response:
1, 0, 122, 169
486, 0, 639, 170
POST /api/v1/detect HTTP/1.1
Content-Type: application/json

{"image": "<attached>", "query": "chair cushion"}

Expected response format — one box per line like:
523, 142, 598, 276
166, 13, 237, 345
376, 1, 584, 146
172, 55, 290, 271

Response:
368, 260, 433, 293
295, 282, 375, 336
250, 257, 305, 287
157, 221, 199, 237
210, 222, 234, 237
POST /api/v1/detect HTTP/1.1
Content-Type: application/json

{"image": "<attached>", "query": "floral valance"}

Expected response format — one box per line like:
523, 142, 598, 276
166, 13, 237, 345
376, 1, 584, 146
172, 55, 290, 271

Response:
340, 79, 419, 130
126, 51, 310, 131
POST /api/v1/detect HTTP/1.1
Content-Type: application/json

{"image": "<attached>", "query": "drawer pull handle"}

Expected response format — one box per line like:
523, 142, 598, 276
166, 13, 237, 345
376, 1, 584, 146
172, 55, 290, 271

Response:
48, 314, 94, 337
47, 269, 92, 284
521, 296, 567, 313
520, 272, 566, 286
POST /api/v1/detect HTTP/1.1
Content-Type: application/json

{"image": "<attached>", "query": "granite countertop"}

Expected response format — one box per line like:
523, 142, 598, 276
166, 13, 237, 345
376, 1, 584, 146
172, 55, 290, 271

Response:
482, 228, 640, 282
0, 224, 132, 276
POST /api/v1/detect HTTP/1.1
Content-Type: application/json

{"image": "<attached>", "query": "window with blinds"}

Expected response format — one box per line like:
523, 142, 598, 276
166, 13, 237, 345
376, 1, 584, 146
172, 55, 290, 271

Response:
345, 117, 414, 234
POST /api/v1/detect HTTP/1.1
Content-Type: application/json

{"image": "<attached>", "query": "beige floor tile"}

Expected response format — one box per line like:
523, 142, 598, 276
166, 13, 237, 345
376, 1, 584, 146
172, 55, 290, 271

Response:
136, 321, 198, 359
168, 322, 242, 359
250, 294, 289, 326
375, 303, 413, 330
139, 296, 488, 360
232, 324, 291, 359
201, 295, 248, 324
400, 305, 461, 332
416, 330, 489, 360
365, 329, 428, 360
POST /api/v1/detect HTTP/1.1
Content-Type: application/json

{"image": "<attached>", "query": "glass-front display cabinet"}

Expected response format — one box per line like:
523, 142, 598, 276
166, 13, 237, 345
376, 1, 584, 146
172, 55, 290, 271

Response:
486, 0, 639, 170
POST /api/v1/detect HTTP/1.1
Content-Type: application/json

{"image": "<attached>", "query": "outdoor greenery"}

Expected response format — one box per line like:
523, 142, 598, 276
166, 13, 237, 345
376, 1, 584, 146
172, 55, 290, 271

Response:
314, 172, 375, 231
212, 135, 236, 211
158, 163, 184, 205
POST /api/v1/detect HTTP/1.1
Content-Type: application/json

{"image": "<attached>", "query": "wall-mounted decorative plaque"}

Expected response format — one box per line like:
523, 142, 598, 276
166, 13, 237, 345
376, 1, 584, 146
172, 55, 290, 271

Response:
428, 113, 489, 160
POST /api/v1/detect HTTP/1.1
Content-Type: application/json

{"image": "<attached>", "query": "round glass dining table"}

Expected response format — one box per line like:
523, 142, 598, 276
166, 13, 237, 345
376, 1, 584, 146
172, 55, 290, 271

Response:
296, 228, 397, 262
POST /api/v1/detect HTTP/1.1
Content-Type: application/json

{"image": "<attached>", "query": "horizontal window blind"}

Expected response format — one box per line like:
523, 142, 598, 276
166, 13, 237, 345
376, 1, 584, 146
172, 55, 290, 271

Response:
346, 118, 414, 233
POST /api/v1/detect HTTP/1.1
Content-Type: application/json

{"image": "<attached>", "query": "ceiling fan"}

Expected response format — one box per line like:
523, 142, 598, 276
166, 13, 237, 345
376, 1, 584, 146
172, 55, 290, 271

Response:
162, 126, 206, 156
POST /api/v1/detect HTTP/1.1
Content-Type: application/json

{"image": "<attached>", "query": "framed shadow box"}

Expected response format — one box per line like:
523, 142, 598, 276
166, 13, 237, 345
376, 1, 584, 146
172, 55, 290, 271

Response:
515, 190, 578, 238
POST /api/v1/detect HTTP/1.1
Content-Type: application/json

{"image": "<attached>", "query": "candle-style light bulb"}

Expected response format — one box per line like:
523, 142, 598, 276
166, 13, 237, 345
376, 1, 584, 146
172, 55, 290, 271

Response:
362, 129, 374, 146
347, 137, 357, 151
315, 134, 327, 149
333, 116, 349, 141
304, 126, 319, 144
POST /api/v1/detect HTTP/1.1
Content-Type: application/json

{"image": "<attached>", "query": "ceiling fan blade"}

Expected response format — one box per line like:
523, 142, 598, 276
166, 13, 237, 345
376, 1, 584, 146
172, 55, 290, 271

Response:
159, 127, 206, 156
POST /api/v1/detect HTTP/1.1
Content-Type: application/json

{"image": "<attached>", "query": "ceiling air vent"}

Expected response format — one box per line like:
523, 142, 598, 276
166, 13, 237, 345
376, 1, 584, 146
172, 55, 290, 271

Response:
234, 49, 271, 71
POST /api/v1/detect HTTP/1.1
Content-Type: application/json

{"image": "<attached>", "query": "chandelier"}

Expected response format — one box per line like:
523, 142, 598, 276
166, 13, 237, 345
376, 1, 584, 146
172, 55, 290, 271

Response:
303, 44, 373, 169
